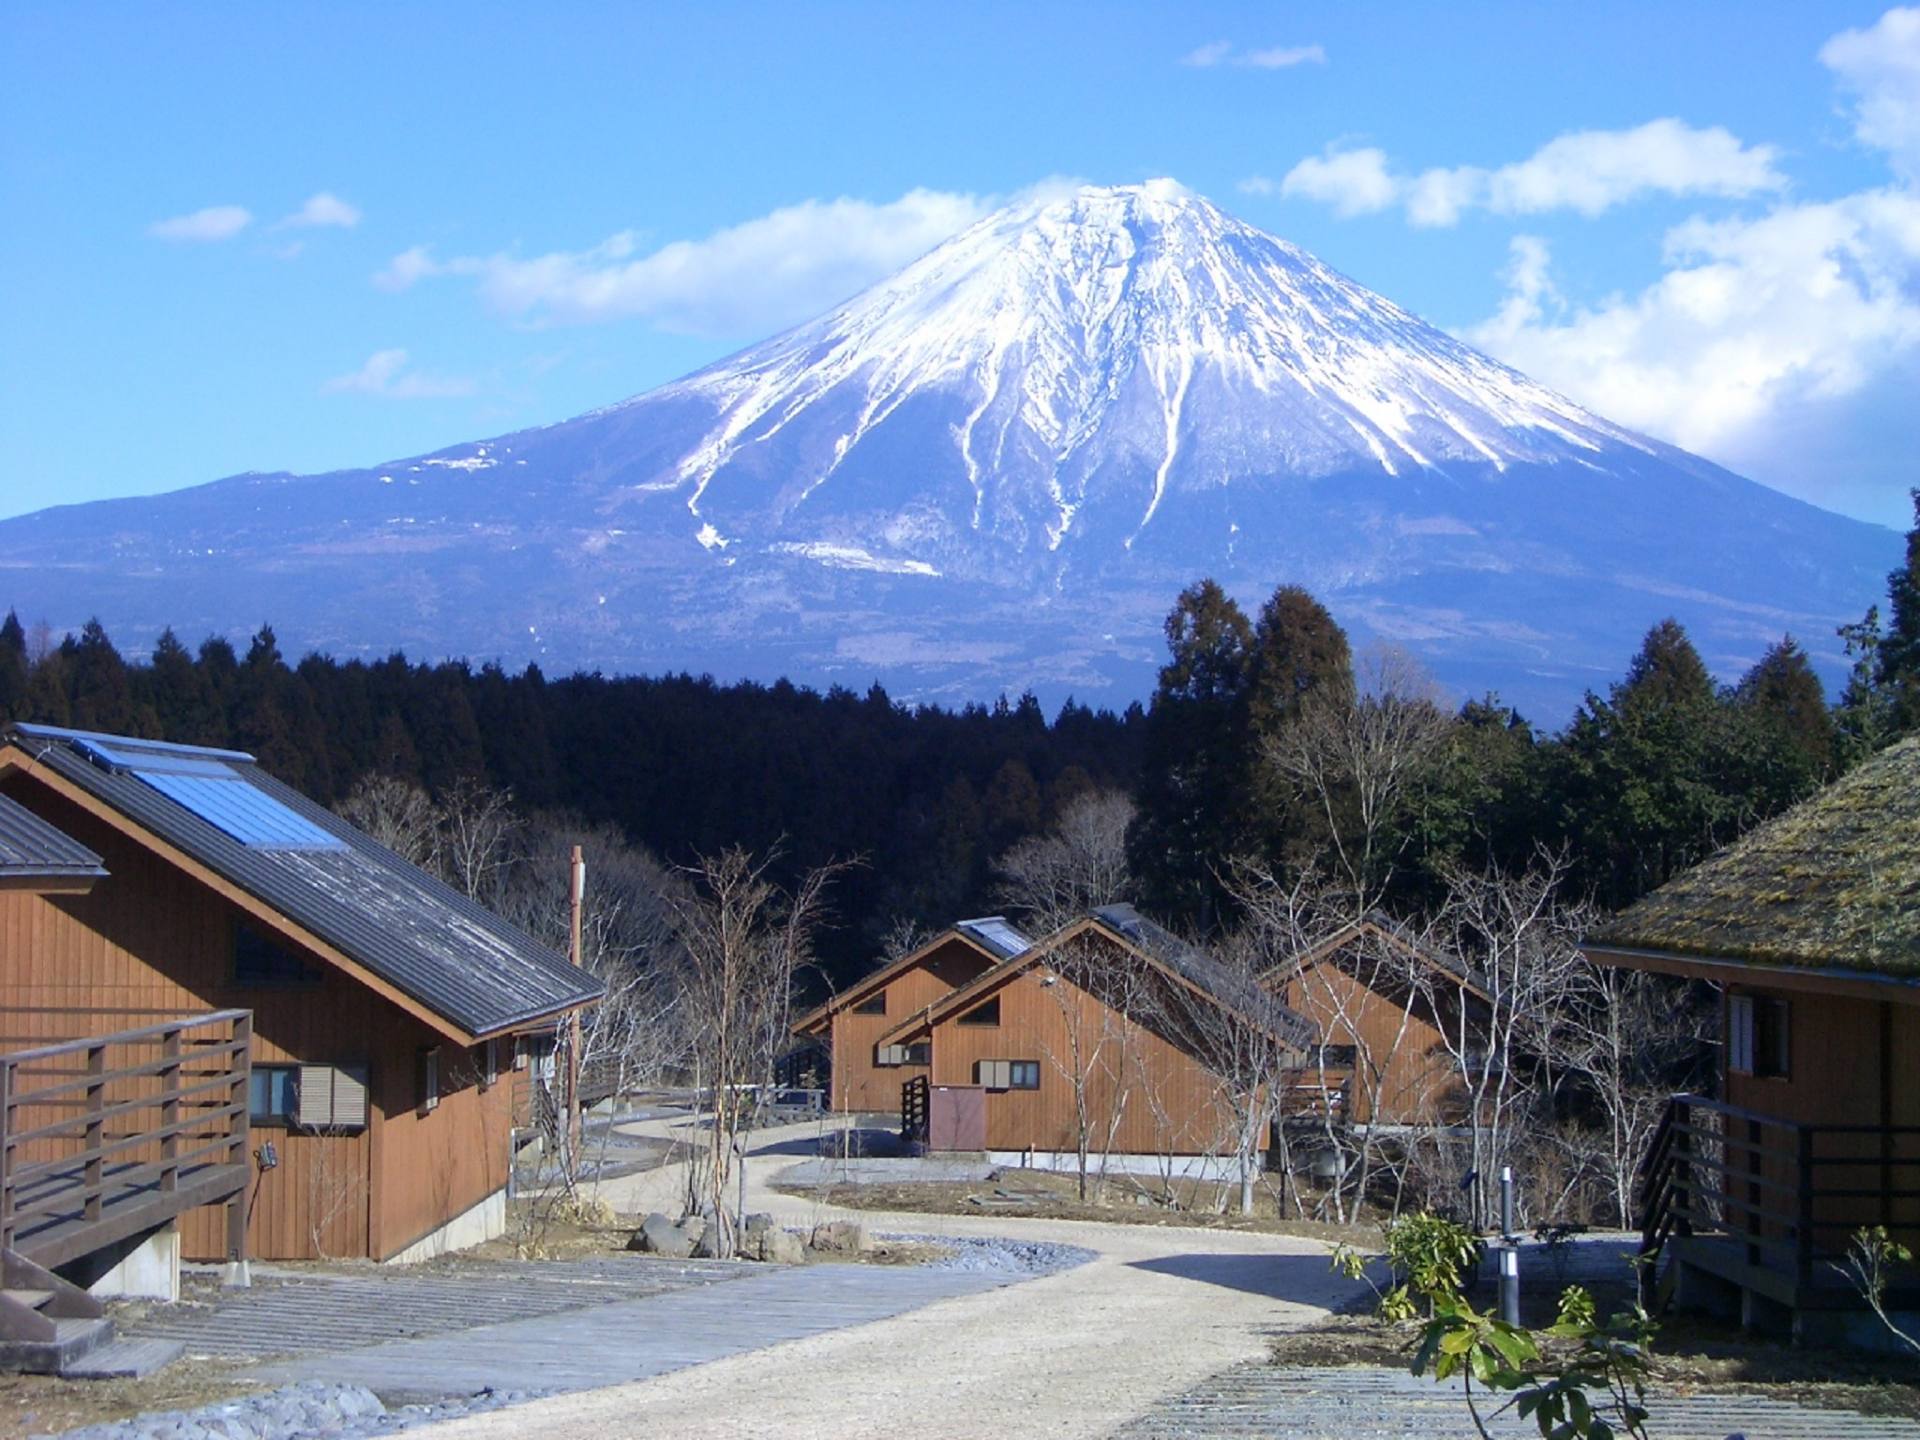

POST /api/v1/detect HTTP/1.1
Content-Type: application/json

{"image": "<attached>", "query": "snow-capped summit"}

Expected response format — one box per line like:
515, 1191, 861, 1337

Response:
619, 180, 1647, 571
0, 181, 1896, 720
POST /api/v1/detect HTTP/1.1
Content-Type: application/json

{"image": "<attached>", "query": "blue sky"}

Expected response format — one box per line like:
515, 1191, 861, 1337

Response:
3, 2, 1916, 528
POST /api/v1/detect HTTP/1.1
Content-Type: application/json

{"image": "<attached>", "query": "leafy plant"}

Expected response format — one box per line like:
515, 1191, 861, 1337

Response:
1333, 1209, 1480, 1321
1841, 1224, 1920, 1355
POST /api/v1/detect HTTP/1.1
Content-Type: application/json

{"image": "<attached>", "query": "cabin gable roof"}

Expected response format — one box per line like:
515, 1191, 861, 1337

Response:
0, 791, 107, 892
791, 919, 1024, 1036
2, 724, 601, 1040
1585, 734, 1920, 983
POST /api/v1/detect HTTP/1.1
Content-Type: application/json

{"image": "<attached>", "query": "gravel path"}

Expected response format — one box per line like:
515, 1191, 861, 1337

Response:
403, 1116, 1360, 1439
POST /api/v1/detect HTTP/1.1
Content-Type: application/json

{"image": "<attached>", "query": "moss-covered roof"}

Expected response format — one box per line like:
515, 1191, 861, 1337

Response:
1588, 735, 1920, 975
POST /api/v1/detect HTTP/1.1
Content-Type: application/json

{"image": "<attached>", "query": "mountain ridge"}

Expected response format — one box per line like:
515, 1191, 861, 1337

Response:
0, 180, 1897, 723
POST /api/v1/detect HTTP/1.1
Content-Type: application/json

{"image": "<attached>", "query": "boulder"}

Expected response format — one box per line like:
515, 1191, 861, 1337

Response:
743, 1211, 775, 1236
679, 1212, 708, 1245
809, 1221, 870, 1254
746, 1226, 806, 1265
628, 1211, 695, 1259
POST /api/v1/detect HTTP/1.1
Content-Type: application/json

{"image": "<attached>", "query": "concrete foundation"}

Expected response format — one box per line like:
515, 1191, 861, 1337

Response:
59, 1223, 181, 1302
985, 1150, 1262, 1183
386, 1188, 507, 1265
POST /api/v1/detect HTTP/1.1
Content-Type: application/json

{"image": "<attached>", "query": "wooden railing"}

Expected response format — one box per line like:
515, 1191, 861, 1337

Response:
0, 1011, 252, 1265
901, 1075, 929, 1145
1637, 1092, 1920, 1305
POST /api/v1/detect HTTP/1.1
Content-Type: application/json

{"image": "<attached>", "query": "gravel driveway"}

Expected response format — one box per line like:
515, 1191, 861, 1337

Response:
412, 1116, 1360, 1439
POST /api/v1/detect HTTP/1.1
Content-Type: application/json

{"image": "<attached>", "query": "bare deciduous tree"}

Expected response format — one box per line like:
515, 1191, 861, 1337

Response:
336, 773, 442, 870
994, 790, 1135, 932
668, 845, 842, 1256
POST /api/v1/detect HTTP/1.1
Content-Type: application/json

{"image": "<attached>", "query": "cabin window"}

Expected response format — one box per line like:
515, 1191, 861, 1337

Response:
1309, 1045, 1357, 1069
974, 1059, 1039, 1090
1729, 994, 1789, 1078
853, 991, 888, 1016
958, 997, 1000, 1027
249, 1065, 299, 1124
295, 1063, 369, 1130
232, 921, 320, 988
480, 1039, 499, 1090
418, 1046, 441, 1114
877, 1042, 931, 1067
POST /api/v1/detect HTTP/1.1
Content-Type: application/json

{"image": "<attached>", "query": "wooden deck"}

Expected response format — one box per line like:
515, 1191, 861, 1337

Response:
1, 1012, 252, 1275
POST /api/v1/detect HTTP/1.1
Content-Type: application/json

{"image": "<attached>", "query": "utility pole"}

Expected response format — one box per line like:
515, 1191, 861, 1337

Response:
566, 844, 585, 1176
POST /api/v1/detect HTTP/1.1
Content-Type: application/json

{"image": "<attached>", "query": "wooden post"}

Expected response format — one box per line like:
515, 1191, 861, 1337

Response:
160, 1024, 181, 1194
1796, 1126, 1816, 1293
226, 1012, 253, 1284
84, 1043, 106, 1221
0, 1062, 13, 1253
567, 845, 585, 1173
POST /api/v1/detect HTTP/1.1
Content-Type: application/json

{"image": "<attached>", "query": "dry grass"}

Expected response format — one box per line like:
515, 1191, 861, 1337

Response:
0, 1355, 262, 1440
777, 1166, 1376, 1247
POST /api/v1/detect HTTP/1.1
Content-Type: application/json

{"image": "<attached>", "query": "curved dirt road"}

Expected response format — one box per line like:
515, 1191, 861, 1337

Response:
421, 1116, 1359, 1439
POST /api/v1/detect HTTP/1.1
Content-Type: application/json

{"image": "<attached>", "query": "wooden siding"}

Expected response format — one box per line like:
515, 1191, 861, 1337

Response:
0, 773, 513, 1262
824, 938, 996, 1114
1721, 985, 1920, 1245
1272, 958, 1467, 1125
923, 955, 1245, 1157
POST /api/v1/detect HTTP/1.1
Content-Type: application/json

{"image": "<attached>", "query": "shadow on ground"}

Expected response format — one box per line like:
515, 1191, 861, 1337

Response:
1128, 1251, 1362, 1304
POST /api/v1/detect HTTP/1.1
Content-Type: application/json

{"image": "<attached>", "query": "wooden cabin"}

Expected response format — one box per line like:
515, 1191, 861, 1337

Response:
1584, 734, 1920, 1342
0, 723, 600, 1277
791, 917, 1027, 1114
1260, 917, 1486, 1128
876, 905, 1314, 1172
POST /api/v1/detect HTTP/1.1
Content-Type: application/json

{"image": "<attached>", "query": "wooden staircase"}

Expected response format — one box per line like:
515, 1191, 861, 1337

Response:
0, 1246, 110, 1373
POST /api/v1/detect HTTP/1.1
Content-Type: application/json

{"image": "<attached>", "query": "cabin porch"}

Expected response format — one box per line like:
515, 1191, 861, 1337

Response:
0, 1010, 252, 1369
1639, 1092, 1920, 1341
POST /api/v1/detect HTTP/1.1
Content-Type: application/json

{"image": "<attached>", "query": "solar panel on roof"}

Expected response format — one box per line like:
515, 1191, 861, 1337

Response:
134, 772, 347, 852
78, 740, 233, 777
959, 916, 1032, 959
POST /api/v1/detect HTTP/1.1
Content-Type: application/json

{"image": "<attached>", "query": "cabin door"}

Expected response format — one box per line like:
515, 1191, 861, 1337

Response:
929, 1086, 987, 1151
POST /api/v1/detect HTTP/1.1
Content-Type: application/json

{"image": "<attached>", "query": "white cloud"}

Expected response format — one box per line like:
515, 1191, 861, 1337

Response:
1183, 40, 1325, 69
1271, 120, 1784, 226
323, 348, 474, 399
147, 205, 253, 242
1278, 147, 1398, 216
378, 187, 999, 335
1821, 6, 1920, 181
279, 192, 362, 230
1466, 194, 1920, 499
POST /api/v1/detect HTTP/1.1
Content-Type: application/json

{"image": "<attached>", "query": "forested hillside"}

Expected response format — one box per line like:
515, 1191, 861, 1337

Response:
5, 493, 1914, 986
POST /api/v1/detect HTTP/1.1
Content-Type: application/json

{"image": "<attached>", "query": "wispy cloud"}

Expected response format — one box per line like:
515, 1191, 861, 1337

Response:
1255, 119, 1784, 226
1462, 12, 1920, 522
147, 205, 253, 242
323, 348, 473, 399
277, 192, 362, 230
1183, 40, 1325, 69
373, 187, 998, 335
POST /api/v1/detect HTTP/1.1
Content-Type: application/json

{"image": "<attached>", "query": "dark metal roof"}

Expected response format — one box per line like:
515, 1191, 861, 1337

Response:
955, 915, 1033, 960
0, 792, 107, 880
5, 724, 600, 1036
1091, 903, 1318, 1051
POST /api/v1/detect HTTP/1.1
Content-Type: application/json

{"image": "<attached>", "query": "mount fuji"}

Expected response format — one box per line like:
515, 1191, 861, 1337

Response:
0, 180, 1898, 721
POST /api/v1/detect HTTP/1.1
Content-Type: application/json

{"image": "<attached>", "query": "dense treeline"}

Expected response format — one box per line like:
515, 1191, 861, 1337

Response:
0, 613, 1141, 976
6, 491, 1916, 981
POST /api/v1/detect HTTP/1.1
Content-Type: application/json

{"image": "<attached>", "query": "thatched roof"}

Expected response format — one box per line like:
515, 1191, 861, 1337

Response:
1587, 735, 1920, 976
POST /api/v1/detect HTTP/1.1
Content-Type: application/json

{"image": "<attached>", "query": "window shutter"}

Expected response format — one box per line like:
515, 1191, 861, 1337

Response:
977, 1059, 1012, 1088
419, 1047, 441, 1114
296, 1064, 369, 1129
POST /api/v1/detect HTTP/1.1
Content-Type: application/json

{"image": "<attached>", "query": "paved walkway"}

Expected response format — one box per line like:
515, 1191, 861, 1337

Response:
125, 1256, 751, 1359
401, 1116, 1360, 1439
1116, 1362, 1920, 1439
246, 1261, 1009, 1404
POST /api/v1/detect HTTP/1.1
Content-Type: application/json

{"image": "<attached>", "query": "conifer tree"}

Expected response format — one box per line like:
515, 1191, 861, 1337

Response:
0, 611, 28, 723
1873, 489, 1920, 737
1734, 636, 1834, 796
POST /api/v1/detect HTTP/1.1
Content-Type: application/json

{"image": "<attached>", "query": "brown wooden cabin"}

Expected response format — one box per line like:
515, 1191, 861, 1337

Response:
1259, 917, 1488, 1128
0, 723, 600, 1277
876, 904, 1314, 1167
791, 917, 1026, 1114
1584, 734, 1920, 1341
